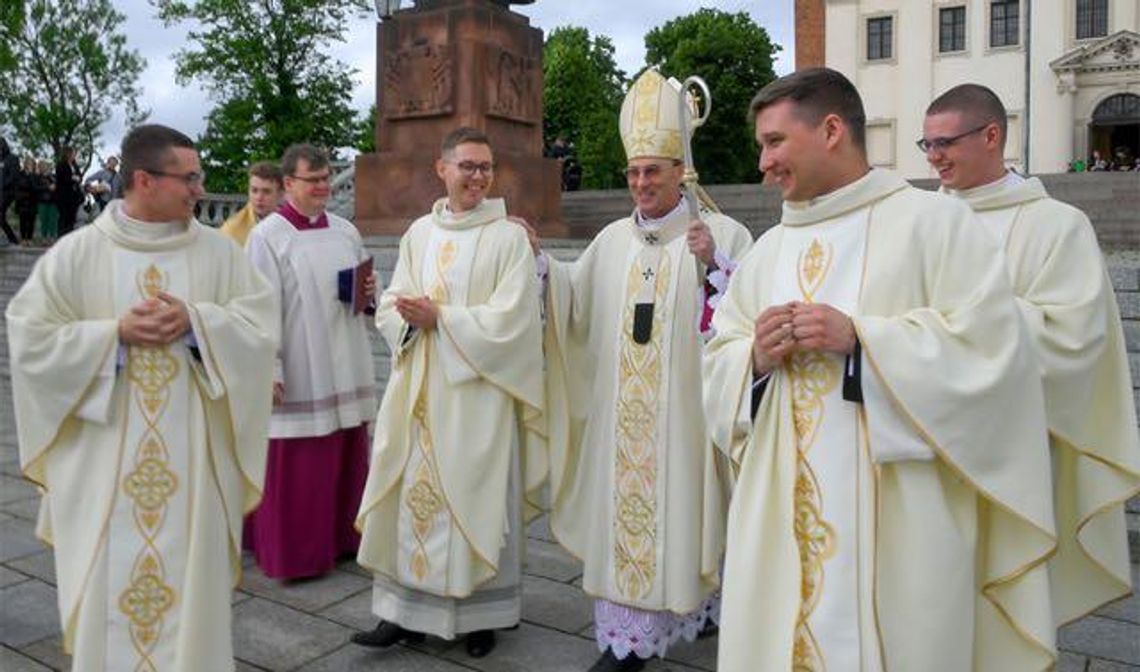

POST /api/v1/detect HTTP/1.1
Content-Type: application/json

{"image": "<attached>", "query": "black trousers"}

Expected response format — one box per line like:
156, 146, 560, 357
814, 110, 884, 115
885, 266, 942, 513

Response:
0, 195, 19, 243
57, 202, 78, 237
18, 209, 35, 240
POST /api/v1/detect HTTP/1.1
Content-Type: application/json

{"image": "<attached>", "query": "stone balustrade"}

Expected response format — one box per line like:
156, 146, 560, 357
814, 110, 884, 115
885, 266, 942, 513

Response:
195, 160, 357, 227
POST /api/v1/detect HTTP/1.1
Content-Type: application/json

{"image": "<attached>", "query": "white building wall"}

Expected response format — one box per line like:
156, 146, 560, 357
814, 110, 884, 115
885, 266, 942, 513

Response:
824, 0, 1140, 177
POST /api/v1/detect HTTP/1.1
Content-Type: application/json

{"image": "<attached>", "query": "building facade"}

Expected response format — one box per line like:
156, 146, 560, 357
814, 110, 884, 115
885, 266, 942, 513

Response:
795, 0, 1140, 177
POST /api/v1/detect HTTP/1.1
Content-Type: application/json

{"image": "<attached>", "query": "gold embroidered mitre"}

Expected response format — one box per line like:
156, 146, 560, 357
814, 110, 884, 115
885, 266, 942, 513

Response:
619, 68, 698, 161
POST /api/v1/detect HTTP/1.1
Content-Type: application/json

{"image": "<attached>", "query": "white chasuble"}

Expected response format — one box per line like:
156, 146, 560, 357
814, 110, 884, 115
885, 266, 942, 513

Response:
357, 198, 544, 639
768, 210, 882, 671
544, 206, 753, 615
949, 175, 1140, 628
705, 169, 1057, 672
105, 252, 193, 671
7, 202, 279, 672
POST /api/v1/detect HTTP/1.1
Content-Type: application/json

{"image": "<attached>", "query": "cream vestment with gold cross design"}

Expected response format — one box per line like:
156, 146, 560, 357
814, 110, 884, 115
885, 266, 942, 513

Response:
356, 197, 545, 639
7, 201, 278, 672
543, 202, 752, 615
704, 169, 1059, 672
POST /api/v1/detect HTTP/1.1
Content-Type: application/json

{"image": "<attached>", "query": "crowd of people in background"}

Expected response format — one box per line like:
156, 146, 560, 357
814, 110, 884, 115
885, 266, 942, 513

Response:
0, 136, 123, 247
1069, 147, 1140, 172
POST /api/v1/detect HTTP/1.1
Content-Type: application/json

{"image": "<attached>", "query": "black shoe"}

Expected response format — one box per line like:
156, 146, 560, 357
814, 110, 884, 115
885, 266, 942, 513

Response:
465, 629, 496, 658
350, 620, 425, 648
587, 649, 648, 672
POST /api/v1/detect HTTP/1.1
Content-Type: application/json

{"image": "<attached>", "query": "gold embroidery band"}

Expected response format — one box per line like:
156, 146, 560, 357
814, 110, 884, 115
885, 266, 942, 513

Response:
120, 264, 179, 671
613, 252, 671, 600
789, 239, 839, 671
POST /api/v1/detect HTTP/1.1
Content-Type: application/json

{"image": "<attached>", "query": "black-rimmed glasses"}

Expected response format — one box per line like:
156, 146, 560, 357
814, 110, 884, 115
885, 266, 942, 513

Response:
915, 125, 990, 153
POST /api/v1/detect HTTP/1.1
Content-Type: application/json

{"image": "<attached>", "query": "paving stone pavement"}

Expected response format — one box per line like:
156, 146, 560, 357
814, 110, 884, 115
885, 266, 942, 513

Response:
1, 243, 1138, 671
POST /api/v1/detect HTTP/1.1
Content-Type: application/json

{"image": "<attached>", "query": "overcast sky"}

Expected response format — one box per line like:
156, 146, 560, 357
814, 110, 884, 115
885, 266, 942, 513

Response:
92, 0, 794, 162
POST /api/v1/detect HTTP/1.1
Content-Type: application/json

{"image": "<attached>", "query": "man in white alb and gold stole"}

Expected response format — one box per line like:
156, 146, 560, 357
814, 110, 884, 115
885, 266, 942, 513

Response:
536, 69, 753, 672
5, 124, 278, 671
925, 84, 1140, 628
354, 127, 544, 659
703, 69, 1057, 672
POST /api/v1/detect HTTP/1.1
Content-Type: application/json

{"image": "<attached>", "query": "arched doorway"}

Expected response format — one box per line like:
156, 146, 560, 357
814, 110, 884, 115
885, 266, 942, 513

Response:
1089, 93, 1140, 169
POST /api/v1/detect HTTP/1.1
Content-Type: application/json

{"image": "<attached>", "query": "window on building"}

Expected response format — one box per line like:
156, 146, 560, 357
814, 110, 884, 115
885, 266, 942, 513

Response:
1076, 0, 1109, 40
990, 0, 1019, 47
867, 16, 893, 60
939, 6, 967, 52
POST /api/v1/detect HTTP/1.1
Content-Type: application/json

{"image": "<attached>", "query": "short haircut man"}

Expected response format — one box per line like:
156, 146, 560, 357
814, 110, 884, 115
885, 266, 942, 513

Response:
926, 83, 1008, 147
441, 125, 490, 154
120, 124, 195, 190
704, 68, 1056, 671
6, 123, 278, 670
926, 82, 1140, 630
220, 160, 284, 245
354, 127, 544, 659
749, 66, 868, 153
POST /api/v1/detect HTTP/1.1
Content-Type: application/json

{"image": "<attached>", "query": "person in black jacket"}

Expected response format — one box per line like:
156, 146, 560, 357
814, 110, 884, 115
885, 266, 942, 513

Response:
54, 146, 83, 237
14, 157, 39, 245
0, 137, 21, 244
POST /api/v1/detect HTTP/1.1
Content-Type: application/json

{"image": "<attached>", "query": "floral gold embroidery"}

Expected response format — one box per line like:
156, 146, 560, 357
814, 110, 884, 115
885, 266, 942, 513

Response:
789, 238, 840, 670
613, 253, 670, 600
119, 264, 179, 670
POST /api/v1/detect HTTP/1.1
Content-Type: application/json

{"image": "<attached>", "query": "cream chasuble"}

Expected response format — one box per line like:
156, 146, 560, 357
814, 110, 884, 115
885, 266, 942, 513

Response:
949, 175, 1140, 627
704, 169, 1057, 672
544, 204, 753, 614
6, 202, 278, 671
356, 198, 544, 636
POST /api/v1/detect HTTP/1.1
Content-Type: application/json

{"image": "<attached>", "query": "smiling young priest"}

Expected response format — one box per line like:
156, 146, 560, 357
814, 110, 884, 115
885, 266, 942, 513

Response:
925, 83, 1140, 631
703, 68, 1059, 671
353, 126, 545, 660
6, 124, 278, 671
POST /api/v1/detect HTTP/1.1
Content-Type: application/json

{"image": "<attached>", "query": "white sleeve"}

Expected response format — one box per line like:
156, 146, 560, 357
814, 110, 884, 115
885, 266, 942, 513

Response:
74, 341, 119, 424
861, 350, 936, 463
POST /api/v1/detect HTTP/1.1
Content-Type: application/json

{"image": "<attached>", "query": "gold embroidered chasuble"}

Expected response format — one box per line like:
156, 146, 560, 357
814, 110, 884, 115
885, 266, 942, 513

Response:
219, 202, 257, 248
950, 175, 1140, 626
6, 203, 278, 671
704, 170, 1058, 672
543, 205, 752, 614
356, 198, 545, 601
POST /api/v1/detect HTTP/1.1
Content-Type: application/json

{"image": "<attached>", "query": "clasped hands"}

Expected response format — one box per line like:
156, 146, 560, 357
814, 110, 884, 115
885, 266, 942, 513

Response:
752, 301, 856, 376
118, 292, 191, 347
396, 296, 438, 331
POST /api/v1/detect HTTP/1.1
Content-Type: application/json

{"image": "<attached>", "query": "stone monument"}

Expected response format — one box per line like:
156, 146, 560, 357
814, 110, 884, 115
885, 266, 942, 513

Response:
355, 0, 564, 235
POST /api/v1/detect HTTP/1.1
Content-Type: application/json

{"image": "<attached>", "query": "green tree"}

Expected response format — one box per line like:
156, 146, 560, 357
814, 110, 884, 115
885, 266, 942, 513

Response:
644, 9, 779, 184
0, 0, 146, 166
353, 104, 377, 155
543, 26, 627, 189
154, 0, 369, 193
